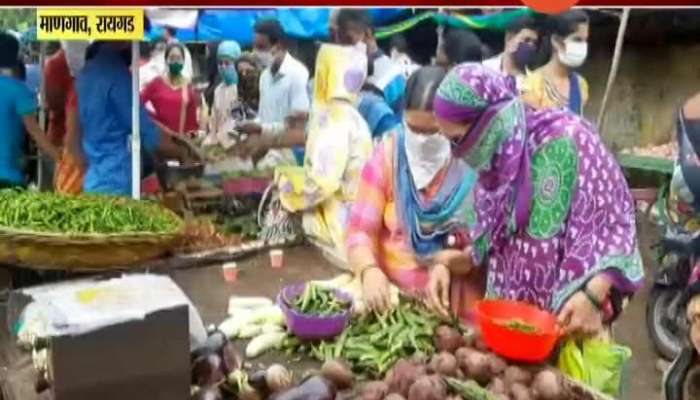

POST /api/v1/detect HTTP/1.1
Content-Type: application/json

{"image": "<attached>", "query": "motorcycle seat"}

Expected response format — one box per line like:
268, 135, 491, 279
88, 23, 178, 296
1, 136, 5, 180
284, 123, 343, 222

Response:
663, 233, 700, 257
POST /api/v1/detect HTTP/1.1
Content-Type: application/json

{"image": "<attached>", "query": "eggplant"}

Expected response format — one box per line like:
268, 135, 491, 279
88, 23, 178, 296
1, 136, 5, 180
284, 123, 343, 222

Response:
192, 353, 224, 387
249, 369, 271, 396
191, 386, 223, 400
221, 341, 243, 374
191, 330, 227, 361
269, 376, 336, 400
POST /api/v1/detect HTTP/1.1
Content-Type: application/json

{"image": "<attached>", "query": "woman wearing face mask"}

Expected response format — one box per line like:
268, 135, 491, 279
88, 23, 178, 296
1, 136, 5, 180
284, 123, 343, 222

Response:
347, 66, 481, 317
207, 41, 242, 146
141, 43, 199, 137
274, 43, 372, 268
432, 63, 644, 336
522, 10, 590, 115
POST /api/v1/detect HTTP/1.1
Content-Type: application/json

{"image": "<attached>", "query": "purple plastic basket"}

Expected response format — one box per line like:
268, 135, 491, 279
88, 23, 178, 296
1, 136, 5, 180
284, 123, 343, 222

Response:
277, 283, 353, 340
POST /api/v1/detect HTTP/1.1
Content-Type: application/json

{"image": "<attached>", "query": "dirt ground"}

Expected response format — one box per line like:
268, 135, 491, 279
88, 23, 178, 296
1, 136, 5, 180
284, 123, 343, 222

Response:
0, 217, 668, 399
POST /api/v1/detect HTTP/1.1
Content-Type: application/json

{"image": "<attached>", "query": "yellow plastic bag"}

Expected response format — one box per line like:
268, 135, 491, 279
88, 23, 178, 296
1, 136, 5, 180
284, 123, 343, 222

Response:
557, 338, 632, 399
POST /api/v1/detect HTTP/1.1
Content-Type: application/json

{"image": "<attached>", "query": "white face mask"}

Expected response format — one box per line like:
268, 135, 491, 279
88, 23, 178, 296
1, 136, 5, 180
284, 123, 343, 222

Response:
255, 50, 274, 69
404, 125, 452, 190
558, 39, 588, 68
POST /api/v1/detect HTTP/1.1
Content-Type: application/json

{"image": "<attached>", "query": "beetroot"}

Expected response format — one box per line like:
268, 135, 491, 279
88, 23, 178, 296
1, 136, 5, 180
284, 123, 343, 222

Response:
510, 383, 533, 400
487, 353, 507, 375
385, 359, 427, 396
428, 352, 459, 377
531, 369, 564, 400
321, 359, 354, 390
503, 366, 533, 388
487, 377, 507, 395
474, 337, 489, 352
407, 375, 447, 400
435, 325, 465, 353
361, 381, 388, 400
455, 348, 492, 385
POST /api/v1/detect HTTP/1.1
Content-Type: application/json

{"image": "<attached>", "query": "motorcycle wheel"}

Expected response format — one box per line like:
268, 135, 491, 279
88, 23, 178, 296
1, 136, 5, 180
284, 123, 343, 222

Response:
647, 286, 688, 360
683, 364, 700, 399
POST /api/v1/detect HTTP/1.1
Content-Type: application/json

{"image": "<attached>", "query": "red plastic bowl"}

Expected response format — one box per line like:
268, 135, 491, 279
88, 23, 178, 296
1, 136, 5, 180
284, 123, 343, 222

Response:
476, 300, 562, 363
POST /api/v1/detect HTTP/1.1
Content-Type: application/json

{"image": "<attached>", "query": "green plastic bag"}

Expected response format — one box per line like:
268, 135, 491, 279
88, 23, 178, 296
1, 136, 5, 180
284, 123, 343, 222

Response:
557, 338, 632, 399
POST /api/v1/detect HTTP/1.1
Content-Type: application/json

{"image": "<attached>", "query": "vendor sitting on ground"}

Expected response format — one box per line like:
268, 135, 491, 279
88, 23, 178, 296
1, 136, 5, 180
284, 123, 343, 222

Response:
274, 43, 372, 269
432, 63, 644, 335
347, 66, 481, 316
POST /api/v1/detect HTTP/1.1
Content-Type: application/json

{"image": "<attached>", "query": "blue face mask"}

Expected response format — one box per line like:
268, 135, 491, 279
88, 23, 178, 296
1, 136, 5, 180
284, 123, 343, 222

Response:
219, 65, 239, 85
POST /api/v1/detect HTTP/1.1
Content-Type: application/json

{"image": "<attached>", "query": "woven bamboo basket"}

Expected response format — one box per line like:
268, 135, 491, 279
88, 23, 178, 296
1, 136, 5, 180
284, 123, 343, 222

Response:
0, 223, 184, 272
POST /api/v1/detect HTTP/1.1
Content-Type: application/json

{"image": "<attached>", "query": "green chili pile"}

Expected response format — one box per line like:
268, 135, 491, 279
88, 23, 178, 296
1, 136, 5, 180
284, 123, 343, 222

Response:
0, 190, 181, 235
283, 300, 440, 377
293, 284, 350, 317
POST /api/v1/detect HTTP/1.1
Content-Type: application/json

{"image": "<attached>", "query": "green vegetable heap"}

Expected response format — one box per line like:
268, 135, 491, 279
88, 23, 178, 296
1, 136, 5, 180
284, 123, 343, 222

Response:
293, 284, 350, 317
499, 319, 540, 335
284, 300, 440, 377
0, 190, 181, 235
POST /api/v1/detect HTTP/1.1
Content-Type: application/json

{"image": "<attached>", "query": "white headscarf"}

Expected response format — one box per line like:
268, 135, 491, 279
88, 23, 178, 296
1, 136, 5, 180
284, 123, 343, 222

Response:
61, 40, 89, 77
404, 124, 452, 190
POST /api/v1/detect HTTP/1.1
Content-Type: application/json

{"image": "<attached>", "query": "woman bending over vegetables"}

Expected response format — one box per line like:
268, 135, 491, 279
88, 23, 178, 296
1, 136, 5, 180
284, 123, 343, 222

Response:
347, 66, 484, 318
432, 63, 644, 336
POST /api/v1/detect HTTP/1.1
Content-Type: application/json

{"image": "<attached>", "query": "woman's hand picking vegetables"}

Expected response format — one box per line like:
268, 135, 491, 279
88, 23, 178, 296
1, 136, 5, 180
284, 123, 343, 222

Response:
362, 267, 392, 314
558, 274, 611, 336
426, 263, 450, 319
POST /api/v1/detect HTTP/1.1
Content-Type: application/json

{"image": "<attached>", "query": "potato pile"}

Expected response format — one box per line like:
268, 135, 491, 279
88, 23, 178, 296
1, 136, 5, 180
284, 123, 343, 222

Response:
355, 325, 576, 400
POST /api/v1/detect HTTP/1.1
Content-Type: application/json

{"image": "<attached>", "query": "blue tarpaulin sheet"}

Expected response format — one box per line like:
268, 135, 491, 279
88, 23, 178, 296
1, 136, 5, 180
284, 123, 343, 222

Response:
147, 8, 409, 45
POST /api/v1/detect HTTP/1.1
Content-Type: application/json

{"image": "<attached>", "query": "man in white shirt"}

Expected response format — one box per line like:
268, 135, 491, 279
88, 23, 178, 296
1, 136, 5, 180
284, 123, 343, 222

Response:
482, 16, 539, 90
238, 18, 310, 168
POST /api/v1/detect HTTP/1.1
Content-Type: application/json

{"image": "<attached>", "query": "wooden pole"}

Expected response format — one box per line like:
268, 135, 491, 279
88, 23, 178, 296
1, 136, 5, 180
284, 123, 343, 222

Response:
596, 8, 631, 132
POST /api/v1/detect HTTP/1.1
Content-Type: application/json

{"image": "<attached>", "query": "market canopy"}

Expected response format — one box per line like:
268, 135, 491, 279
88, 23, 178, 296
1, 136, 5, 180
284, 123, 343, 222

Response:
146, 8, 536, 45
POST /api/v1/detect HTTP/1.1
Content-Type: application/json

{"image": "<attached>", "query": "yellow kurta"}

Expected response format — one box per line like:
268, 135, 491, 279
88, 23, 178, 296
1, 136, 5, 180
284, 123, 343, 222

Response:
276, 44, 372, 268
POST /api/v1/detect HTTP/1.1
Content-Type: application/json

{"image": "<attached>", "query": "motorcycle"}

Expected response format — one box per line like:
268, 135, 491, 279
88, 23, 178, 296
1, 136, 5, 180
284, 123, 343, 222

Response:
664, 346, 700, 400
663, 278, 700, 400
646, 231, 699, 360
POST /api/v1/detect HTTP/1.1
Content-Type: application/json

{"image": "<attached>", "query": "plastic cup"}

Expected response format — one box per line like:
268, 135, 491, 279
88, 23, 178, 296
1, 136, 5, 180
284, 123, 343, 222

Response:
222, 262, 239, 283
270, 249, 284, 269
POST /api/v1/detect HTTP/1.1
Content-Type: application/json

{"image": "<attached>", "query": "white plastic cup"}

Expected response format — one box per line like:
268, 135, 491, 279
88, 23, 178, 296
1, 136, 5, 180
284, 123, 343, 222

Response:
270, 249, 284, 269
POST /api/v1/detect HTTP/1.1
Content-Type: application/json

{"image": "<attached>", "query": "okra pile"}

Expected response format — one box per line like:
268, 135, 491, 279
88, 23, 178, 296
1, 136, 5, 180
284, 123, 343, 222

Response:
0, 189, 181, 234
293, 284, 350, 317
284, 300, 440, 377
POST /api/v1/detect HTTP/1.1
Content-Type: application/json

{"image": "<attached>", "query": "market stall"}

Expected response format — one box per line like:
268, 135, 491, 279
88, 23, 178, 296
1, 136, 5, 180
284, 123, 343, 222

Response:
0, 8, 638, 400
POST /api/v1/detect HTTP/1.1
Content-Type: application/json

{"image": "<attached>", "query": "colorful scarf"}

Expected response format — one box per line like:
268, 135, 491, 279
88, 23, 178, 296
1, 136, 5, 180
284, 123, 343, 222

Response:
394, 125, 476, 257
434, 63, 644, 311
434, 65, 533, 232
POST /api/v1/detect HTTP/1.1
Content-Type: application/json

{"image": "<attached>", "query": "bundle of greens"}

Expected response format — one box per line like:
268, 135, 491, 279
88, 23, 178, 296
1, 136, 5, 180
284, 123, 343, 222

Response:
0, 190, 181, 235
